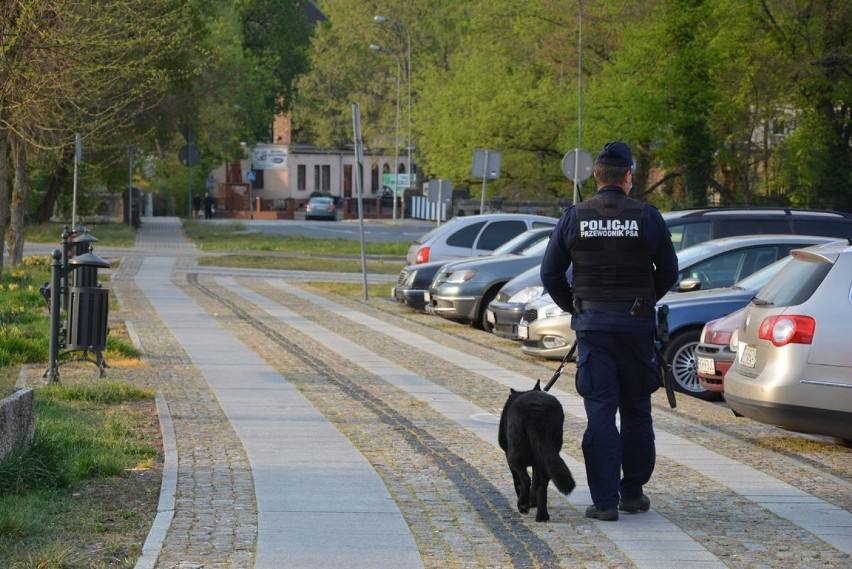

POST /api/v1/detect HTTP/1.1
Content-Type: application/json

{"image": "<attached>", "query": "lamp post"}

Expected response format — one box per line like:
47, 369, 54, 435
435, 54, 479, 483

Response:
574, 1, 583, 205
374, 15, 412, 206
369, 43, 402, 220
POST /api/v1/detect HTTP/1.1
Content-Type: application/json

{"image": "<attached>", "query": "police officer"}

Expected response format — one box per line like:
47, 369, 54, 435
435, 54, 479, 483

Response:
540, 141, 678, 521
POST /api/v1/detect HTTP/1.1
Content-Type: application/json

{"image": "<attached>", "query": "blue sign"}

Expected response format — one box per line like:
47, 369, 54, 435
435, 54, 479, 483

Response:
246, 170, 256, 182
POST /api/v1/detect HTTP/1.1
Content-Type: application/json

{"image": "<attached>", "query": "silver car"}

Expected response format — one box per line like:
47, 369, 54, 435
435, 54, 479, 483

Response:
405, 213, 556, 265
425, 238, 551, 330
305, 196, 337, 220
724, 239, 852, 443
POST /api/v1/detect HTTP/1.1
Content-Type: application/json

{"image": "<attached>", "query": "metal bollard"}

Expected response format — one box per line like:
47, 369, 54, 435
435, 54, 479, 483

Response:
44, 249, 64, 383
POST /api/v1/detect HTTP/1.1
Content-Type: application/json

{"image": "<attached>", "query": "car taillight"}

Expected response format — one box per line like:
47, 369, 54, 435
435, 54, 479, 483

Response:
757, 315, 815, 347
705, 330, 732, 346
415, 246, 430, 264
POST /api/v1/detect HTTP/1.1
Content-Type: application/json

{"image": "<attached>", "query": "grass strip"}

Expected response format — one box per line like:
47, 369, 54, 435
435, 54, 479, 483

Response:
0, 381, 158, 568
183, 220, 410, 257
197, 254, 404, 274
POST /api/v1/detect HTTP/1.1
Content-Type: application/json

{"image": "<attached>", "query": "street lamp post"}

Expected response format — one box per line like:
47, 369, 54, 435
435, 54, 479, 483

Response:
374, 15, 412, 209
369, 43, 402, 220
574, 0, 583, 205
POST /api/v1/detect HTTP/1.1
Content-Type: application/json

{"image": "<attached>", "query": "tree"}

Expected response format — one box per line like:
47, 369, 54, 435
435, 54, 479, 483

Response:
752, 0, 852, 211
1, 0, 194, 264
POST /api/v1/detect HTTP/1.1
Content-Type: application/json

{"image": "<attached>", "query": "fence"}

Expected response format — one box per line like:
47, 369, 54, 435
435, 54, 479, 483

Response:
409, 196, 448, 221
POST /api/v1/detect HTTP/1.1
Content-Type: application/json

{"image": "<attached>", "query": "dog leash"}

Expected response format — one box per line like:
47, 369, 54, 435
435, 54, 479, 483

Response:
542, 340, 578, 392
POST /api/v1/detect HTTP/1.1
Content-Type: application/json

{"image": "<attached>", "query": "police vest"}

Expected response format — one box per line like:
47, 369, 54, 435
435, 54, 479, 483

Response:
571, 192, 656, 301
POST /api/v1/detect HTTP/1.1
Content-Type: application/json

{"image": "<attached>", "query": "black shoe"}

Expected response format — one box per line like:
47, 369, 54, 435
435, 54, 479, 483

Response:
585, 505, 619, 521
618, 494, 650, 513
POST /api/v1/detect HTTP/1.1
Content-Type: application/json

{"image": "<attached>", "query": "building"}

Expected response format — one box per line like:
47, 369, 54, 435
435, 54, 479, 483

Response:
210, 116, 415, 219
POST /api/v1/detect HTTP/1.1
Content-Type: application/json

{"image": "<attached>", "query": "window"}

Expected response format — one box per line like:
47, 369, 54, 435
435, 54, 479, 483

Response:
446, 222, 486, 247
321, 165, 331, 192
718, 219, 791, 237
793, 220, 851, 238
668, 222, 712, 251
297, 165, 306, 191
313, 165, 320, 192
680, 246, 781, 290
754, 257, 833, 307
476, 220, 527, 251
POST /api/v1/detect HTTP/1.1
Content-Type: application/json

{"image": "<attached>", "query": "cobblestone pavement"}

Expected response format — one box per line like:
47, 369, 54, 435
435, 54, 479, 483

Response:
48, 218, 852, 568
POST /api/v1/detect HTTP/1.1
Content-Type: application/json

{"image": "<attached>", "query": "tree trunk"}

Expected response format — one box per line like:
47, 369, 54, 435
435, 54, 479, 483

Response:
0, 126, 8, 276
35, 150, 73, 223
7, 133, 28, 266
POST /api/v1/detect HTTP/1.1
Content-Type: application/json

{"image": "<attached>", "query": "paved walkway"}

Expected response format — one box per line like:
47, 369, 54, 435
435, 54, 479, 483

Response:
47, 217, 851, 568
119, 219, 419, 569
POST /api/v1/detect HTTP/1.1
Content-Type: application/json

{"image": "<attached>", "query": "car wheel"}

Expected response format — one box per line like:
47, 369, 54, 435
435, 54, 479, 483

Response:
662, 329, 722, 401
475, 287, 500, 332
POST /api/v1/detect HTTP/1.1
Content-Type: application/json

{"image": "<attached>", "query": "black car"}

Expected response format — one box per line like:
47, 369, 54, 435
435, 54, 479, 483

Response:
663, 207, 852, 251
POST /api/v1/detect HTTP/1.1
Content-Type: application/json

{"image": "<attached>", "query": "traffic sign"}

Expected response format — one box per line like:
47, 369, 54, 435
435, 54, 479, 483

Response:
246, 170, 256, 182
561, 149, 593, 182
179, 145, 200, 168
472, 149, 502, 179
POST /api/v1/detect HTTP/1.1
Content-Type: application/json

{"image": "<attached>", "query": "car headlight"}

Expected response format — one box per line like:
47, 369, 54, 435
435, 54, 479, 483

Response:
728, 328, 738, 353
544, 304, 569, 319
446, 269, 477, 283
508, 286, 544, 305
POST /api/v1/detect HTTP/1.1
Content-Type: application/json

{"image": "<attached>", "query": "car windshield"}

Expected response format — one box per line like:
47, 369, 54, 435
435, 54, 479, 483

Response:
752, 256, 833, 307
731, 256, 793, 290
522, 238, 550, 256
676, 240, 723, 266
491, 230, 546, 255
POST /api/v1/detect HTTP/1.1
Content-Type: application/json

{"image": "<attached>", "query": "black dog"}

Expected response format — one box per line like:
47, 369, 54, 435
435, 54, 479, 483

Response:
498, 380, 575, 522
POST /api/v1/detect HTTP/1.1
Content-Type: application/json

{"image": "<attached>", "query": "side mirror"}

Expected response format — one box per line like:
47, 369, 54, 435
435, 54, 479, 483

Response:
677, 277, 702, 292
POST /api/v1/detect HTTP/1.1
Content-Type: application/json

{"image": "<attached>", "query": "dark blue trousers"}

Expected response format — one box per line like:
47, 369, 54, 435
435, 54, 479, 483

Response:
574, 329, 658, 509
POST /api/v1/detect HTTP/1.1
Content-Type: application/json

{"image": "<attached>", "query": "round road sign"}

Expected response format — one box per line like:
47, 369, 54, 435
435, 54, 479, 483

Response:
561, 149, 594, 183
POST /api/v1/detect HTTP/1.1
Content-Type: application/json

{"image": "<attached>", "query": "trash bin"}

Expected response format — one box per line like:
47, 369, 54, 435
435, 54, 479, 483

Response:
66, 252, 111, 352
71, 231, 98, 258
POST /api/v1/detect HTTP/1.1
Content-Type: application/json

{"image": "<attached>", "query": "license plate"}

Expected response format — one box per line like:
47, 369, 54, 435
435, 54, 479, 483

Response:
740, 344, 757, 368
697, 356, 716, 375
423, 291, 431, 303
518, 325, 528, 340
486, 310, 495, 324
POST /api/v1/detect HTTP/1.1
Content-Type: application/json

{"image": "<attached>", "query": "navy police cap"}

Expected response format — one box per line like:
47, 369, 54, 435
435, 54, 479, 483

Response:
595, 141, 633, 169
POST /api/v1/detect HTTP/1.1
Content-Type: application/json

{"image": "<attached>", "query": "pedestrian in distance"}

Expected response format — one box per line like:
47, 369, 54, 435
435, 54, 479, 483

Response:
192, 194, 202, 219
539, 141, 678, 521
203, 192, 215, 220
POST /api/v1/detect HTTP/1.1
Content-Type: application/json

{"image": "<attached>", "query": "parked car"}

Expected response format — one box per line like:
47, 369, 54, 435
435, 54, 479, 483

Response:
695, 307, 746, 394
662, 207, 852, 251
425, 237, 552, 330
392, 227, 552, 312
486, 265, 544, 340
305, 196, 337, 221
518, 235, 836, 399
670, 234, 836, 292
405, 213, 557, 265
724, 240, 852, 443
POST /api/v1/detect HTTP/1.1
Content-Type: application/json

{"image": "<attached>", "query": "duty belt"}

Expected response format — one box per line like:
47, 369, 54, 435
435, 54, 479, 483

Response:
574, 298, 655, 317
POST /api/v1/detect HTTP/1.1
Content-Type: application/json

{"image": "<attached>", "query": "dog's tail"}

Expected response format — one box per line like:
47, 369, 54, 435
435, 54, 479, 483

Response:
544, 450, 576, 495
